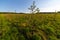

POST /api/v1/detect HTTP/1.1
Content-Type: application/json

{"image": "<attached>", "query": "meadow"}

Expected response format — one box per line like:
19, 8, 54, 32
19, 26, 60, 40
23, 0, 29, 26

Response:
0, 13, 60, 40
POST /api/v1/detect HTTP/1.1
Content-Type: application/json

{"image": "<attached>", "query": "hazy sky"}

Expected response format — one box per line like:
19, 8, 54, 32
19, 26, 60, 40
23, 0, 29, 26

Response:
0, 0, 60, 12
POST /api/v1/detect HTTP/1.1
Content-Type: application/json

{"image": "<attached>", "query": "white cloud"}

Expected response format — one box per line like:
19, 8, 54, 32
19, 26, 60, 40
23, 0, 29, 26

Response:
39, 0, 60, 12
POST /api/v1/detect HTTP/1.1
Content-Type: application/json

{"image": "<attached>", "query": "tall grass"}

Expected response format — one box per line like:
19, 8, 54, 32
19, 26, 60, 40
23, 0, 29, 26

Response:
0, 13, 60, 40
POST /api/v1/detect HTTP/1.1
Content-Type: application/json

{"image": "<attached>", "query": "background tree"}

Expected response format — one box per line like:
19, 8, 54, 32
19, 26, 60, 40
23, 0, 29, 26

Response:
28, 1, 40, 13
28, 1, 36, 13
35, 8, 40, 13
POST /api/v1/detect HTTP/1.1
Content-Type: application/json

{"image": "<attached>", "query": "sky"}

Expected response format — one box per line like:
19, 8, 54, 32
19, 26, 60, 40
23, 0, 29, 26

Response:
0, 0, 60, 12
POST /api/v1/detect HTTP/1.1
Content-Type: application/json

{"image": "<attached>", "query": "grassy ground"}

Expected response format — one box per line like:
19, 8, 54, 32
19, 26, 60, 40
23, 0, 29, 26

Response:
0, 13, 60, 40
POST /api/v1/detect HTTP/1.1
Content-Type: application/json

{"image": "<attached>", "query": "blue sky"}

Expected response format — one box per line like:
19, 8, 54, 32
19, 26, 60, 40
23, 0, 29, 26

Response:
0, 0, 60, 12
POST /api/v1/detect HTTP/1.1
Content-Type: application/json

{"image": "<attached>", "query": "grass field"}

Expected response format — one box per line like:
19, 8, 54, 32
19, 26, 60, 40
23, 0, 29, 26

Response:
0, 13, 60, 40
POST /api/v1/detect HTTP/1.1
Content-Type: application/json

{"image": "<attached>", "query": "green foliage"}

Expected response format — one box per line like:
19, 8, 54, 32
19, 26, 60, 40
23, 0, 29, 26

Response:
49, 35, 57, 40
19, 35, 25, 40
0, 13, 60, 40
32, 35, 42, 40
